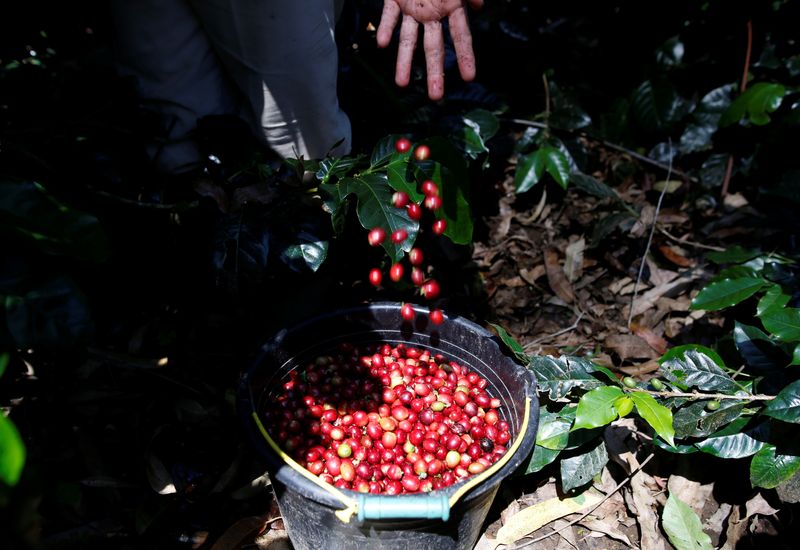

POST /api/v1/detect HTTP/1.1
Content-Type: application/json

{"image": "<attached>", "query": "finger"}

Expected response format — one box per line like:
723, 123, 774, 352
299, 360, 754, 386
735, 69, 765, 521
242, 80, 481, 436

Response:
448, 8, 476, 82
467, 0, 484, 11
395, 15, 418, 87
376, 1, 401, 48
423, 20, 445, 101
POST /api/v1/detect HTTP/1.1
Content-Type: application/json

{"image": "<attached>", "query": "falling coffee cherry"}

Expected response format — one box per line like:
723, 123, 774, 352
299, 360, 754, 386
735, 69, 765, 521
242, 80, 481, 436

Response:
390, 263, 404, 282
390, 229, 408, 244
411, 267, 425, 286
432, 219, 447, 235
392, 191, 409, 208
400, 303, 415, 321
413, 145, 431, 161
424, 195, 442, 210
369, 268, 382, 287
421, 180, 439, 197
368, 227, 386, 246
395, 137, 412, 153
422, 279, 440, 300
429, 309, 444, 325
409, 248, 424, 266
407, 203, 422, 221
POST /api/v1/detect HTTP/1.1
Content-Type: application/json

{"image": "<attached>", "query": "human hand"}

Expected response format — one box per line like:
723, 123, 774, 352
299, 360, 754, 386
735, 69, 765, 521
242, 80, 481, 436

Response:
377, 0, 483, 101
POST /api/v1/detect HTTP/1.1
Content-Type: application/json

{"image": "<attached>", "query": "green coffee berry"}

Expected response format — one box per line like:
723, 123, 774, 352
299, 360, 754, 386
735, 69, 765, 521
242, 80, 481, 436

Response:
622, 376, 637, 389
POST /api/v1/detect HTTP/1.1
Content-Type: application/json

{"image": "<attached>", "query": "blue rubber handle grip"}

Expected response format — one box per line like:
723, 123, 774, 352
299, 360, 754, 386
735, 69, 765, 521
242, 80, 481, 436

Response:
357, 493, 450, 522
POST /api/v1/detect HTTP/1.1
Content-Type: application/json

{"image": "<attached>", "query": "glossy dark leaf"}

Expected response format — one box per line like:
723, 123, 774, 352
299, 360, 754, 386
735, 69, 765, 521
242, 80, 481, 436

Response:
339, 173, 419, 262
690, 277, 766, 311
761, 308, 800, 342
705, 245, 761, 265
698, 153, 729, 188
0, 180, 109, 263
695, 420, 769, 458
570, 173, 619, 201
679, 123, 716, 154
460, 109, 499, 159
536, 410, 572, 451
720, 82, 786, 127
0, 353, 8, 379
542, 146, 572, 189
659, 347, 739, 393
560, 439, 608, 492
592, 211, 636, 242
315, 156, 360, 184
370, 134, 406, 166
489, 323, 529, 365
693, 84, 735, 126
411, 138, 472, 245
631, 80, 692, 133
213, 214, 270, 284
673, 400, 744, 439
515, 149, 546, 193
750, 444, 800, 489
0, 414, 25, 486
655, 438, 699, 454
734, 322, 787, 372
5, 276, 93, 348
529, 355, 605, 400
763, 380, 800, 423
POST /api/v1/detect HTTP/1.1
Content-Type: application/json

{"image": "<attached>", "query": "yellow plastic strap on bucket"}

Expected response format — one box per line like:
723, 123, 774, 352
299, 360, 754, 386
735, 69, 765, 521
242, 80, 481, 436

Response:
252, 396, 532, 523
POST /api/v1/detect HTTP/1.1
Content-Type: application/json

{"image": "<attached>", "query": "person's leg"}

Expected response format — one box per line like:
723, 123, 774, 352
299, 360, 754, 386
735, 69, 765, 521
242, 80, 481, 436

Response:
110, 0, 241, 174
190, 0, 352, 160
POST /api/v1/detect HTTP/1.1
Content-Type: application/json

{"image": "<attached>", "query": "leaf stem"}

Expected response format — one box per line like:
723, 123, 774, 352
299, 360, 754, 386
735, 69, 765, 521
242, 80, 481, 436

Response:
626, 388, 775, 401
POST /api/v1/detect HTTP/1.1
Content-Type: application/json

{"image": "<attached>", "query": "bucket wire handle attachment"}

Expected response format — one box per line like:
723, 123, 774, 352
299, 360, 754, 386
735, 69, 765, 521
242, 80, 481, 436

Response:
252, 397, 532, 523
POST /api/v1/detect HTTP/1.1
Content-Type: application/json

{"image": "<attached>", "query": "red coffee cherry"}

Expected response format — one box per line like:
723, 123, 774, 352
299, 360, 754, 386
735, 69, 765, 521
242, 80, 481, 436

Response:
422, 279, 440, 300
390, 263, 404, 282
401, 303, 415, 321
391, 229, 408, 244
369, 268, 382, 287
409, 248, 424, 266
424, 195, 442, 210
407, 203, 422, 221
413, 144, 431, 161
429, 309, 444, 325
368, 227, 386, 246
392, 191, 409, 208
395, 137, 412, 153
421, 180, 439, 197
411, 267, 425, 286
432, 219, 447, 235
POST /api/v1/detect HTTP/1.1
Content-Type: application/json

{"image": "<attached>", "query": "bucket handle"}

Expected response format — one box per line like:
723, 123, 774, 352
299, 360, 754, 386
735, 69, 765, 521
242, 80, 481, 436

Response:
252, 397, 532, 523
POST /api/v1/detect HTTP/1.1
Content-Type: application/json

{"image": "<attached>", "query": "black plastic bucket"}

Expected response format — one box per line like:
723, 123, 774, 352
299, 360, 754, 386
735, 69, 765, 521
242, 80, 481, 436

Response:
238, 303, 539, 550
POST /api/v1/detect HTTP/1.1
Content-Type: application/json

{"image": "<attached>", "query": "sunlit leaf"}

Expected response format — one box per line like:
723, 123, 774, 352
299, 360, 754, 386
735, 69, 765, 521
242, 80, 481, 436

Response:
690, 277, 766, 311
525, 444, 561, 474
536, 410, 572, 451
560, 439, 608, 492
631, 392, 675, 446
279, 231, 329, 273
574, 386, 624, 430
757, 285, 791, 316
662, 493, 713, 550
720, 82, 786, 126
489, 323, 529, 365
0, 414, 25, 486
750, 444, 800, 489
659, 347, 739, 393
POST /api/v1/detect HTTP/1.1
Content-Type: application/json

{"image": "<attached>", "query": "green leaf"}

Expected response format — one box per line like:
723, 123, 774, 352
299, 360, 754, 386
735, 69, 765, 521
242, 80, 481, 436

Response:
370, 134, 405, 166
279, 231, 328, 273
515, 150, 546, 193
542, 146, 571, 189
763, 380, 800, 423
757, 285, 791, 317
662, 493, 713, 550
699, 153, 729, 188
574, 386, 625, 430
750, 444, 800, 489
630, 392, 675, 446
631, 80, 692, 133
530, 356, 605, 400
0, 413, 26, 486
760, 308, 800, 341
720, 82, 786, 127
734, 322, 787, 372
0, 353, 8, 379
705, 245, 761, 264
536, 412, 572, 451
655, 438, 699, 454
569, 173, 619, 200
526, 444, 561, 474
793, 344, 800, 366
411, 137, 473, 244
338, 173, 419, 262
0, 180, 109, 263
489, 323, 529, 365
695, 420, 769, 458
315, 155, 360, 184
690, 277, 766, 311
673, 400, 745, 439
386, 159, 424, 203
659, 347, 739, 393
460, 109, 499, 159
560, 439, 608, 492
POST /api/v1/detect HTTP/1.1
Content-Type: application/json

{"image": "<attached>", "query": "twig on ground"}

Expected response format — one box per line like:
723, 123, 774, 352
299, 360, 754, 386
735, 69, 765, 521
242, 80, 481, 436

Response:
512, 453, 656, 550
656, 227, 725, 252
523, 311, 585, 351
628, 140, 672, 328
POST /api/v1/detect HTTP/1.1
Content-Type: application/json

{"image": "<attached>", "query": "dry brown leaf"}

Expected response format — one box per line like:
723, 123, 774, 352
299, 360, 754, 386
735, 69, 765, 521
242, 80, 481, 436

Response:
631, 325, 669, 355
499, 276, 527, 288
519, 265, 546, 286
210, 516, 266, 550
667, 474, 715, 518
544, 248, 576, 304
744, 492, 779, 519
578, 517, 635, 548
630, 204, 655, 238
628, 271, 702, 319
564, 238, 586, 283
722, 504, 748, 550
617, 360, 661, 376
703, 502, 732, 546
645, 257, 680, 287
605, 334, 658, 360
658, 244, 695, 267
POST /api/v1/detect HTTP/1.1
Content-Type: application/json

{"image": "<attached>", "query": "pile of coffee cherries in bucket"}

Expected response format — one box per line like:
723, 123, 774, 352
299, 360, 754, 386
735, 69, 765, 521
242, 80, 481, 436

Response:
263, 341, 512, 494
367, 138, 447, 325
